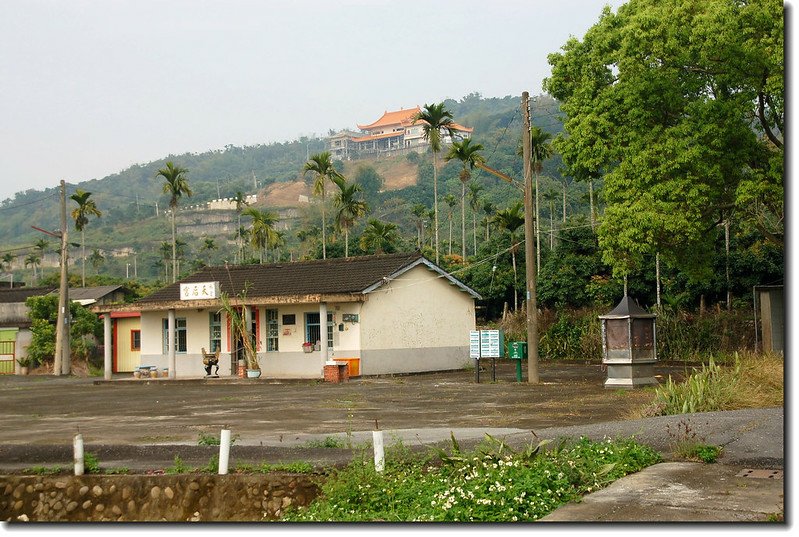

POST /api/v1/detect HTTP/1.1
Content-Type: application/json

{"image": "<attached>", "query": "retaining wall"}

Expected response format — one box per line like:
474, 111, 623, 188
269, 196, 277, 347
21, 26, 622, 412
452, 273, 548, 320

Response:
1, 472, 321, 522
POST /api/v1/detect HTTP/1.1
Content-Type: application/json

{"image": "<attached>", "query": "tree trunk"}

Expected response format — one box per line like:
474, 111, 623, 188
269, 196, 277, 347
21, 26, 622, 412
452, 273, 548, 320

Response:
171, 211, 177, 283
321, 192, 327, 260
589, 178, 596, 230
433, 152, 440, 264
461, 183, 467, 260
81, 229, 86, 288
562, 180, 567, 223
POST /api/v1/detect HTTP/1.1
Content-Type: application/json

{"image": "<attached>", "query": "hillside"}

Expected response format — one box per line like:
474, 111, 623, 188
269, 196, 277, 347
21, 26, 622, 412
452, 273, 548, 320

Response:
0, 93, 578, 285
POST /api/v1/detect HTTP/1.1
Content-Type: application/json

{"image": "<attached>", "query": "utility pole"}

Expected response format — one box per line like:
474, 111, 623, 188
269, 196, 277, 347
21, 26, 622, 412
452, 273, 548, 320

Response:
54, 180, 71, 376
522, 92, 539, 384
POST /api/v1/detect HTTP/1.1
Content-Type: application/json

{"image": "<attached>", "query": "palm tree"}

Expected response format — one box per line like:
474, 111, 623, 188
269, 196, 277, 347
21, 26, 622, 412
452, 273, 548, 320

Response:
332, 176, 369, 258
493, 201, 525, 311
443, 193, 458, 256
159, 241, 172, 282
232, 191, 249, 263
24, 253, 41, 285
69, 189, 102, 287
89, 249, 104, 274
411, 203, 428, 249
529, 126, 553, 273
156, 162, 192, 283
303, 152, 343, 260
359, 219, 399, 255
1, 253, 14, 273
32, 239, 48, 280
412, 103, 456, 264
482, 200, 496, 241
242, 207, 279, 263
445, 138, 485, 259
467, 182, 483, 256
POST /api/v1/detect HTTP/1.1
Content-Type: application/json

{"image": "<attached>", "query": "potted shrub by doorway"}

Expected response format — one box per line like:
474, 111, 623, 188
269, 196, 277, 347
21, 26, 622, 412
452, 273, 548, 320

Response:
219, 290, 261, 378
16, 357, 32, 376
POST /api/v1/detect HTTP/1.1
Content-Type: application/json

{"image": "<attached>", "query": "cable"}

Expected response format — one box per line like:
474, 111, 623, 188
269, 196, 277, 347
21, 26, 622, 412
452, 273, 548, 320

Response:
0, 192, 58, 212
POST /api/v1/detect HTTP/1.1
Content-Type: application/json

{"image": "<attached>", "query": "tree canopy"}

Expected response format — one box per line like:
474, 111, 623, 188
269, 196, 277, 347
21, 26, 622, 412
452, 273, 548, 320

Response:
543, 0, 783, 280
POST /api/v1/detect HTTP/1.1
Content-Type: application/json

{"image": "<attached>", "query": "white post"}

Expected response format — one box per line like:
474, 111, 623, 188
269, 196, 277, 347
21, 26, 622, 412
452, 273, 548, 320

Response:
319, 302, 328, 363
218, 429, 231, 475
372, 430, 385, 473
73, 434, 84, 476
168, 309, 176, 379
103, 314, 112, 381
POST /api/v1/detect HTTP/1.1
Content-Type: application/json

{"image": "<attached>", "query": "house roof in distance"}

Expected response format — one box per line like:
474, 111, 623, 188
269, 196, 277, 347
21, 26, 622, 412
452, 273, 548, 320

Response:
136, 252, 480, 307
0, 286, 57, 304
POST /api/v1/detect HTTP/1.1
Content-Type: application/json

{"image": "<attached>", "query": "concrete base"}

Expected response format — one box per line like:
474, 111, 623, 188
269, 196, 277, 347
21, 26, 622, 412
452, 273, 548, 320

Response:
604, 362, 658, 388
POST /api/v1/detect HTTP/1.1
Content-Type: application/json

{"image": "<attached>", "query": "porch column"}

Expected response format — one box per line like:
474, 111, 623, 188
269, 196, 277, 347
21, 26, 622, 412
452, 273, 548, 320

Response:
319, 302, 328, 363
168, 309, 176, 379
103, 314, 112, 381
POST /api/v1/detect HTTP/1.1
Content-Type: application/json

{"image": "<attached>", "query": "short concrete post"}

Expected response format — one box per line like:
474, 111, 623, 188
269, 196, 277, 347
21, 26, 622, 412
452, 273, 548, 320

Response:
73, 434, 84, 476
373, 430, 385, 473
218, 429, 231, 475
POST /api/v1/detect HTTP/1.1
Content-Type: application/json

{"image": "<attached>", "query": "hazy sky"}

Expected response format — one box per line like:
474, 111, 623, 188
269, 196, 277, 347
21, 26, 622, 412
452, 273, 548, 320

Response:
0, 0, 628, 202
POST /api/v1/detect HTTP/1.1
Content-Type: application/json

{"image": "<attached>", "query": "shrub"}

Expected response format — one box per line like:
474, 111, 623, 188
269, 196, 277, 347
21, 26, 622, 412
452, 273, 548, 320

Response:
282, 435, 660, 522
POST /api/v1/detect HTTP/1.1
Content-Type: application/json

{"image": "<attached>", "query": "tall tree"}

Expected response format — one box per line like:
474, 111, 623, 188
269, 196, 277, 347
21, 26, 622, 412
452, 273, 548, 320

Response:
242, 207, 279, 263
88, 249, 104, 274
303, 152, 343, 260
332, 176, 369, 258
24, 253, 40, 285
443, 193, 458, 256
232, 191, 249, 263
413, 103, 456, 264
156, 162, 192, 283
544, 0, 783, 281
528, 126, 554, 273
359, 219, 399, 255
493, 202, 525, 311
411, 203, 428, 249
445, 138, 485, 259
69, 189, 102, 287
467, 182, 483, 256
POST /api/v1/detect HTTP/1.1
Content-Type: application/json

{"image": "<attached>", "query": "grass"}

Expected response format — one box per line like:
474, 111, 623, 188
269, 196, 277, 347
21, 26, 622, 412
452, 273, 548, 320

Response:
635, 352, 783, 418
281, 435, 661, 522
304, 436, 346, 449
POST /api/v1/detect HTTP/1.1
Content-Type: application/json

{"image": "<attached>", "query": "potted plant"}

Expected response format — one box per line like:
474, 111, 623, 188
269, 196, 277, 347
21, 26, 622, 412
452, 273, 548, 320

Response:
302, 342, 314, 353
16, 356, 32, 375
219, 290, 260, 378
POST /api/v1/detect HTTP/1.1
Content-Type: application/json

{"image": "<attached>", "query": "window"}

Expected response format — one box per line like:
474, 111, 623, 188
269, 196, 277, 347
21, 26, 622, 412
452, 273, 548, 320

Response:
130, 330, 141, 351
209, 312, 222, 352
305, 312, 333, 349
282, 314, 296, 325
266, 309, 278, 352
162, 318, 187, 354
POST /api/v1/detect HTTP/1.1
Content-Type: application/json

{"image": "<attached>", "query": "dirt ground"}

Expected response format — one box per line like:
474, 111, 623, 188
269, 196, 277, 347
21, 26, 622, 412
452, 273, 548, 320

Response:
1, 361, 687, 450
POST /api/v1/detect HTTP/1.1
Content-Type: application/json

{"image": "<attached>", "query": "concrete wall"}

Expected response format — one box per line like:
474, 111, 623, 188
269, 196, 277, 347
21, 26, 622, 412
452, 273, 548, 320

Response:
1, 473, 320, 522
359, 265, 474, 375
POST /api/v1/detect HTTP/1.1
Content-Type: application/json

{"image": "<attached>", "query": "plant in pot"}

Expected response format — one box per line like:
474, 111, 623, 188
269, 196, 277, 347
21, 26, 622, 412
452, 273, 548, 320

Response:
16, 356, 33, 375
219, 290, 260, 378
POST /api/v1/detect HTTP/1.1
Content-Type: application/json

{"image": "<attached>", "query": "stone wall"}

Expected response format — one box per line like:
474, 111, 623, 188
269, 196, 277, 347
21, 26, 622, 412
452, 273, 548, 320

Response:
1, 472, 321, 522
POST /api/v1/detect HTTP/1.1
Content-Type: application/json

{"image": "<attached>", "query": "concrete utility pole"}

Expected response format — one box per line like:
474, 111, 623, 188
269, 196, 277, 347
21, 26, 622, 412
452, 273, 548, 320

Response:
53, 180, 71, 376
522, 92, 539, 384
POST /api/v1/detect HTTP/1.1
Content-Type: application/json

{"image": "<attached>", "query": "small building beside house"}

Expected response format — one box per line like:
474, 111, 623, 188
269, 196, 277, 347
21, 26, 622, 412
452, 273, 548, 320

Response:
95, 252, 480, 379
0, 286, 56, 374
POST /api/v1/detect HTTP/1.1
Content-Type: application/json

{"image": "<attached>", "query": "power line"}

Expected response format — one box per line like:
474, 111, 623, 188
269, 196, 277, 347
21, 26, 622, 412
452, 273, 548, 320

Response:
0, 192, 58, 212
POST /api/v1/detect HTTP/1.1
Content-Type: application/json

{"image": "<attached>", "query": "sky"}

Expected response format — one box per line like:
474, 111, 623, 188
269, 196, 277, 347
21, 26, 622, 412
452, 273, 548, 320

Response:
2, 0, 629, 202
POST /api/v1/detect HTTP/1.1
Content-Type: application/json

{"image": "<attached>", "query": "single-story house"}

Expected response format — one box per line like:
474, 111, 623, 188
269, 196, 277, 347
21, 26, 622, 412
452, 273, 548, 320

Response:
94, 252, 481, 379
0, 286, 56, 374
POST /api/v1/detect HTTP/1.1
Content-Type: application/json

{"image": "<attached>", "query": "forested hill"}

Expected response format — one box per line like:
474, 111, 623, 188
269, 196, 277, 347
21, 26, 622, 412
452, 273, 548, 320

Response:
0, 92, 581, 288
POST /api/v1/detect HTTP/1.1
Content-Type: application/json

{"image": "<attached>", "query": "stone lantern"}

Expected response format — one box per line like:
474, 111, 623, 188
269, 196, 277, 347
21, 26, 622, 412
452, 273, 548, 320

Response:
599, 296, 658, 388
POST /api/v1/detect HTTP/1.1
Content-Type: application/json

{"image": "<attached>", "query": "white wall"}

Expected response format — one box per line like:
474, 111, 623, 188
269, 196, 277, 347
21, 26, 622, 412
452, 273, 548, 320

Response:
359, 265, 475, 375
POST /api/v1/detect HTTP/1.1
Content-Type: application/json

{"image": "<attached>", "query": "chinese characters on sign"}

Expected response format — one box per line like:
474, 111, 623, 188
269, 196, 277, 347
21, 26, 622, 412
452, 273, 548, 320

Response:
179, 281, 220, 301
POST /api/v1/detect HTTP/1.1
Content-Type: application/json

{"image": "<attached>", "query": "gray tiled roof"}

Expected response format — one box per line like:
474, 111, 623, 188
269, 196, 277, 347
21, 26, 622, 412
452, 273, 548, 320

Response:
138, 252, 432, 303
0, 286, 57, 304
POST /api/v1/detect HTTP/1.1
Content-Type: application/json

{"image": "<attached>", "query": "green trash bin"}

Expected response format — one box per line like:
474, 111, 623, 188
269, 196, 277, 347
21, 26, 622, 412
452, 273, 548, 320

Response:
508, 342, 527, 382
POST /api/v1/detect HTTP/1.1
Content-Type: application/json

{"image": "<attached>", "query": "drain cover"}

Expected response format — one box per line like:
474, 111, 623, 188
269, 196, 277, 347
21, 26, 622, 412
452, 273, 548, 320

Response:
736, 469, 783, 479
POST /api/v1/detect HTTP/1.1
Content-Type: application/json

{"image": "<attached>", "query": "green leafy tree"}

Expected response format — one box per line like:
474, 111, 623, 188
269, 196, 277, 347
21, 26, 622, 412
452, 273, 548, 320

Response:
413, 103, 457, 264
242, 207, 279, 263
544, 0, 783, 283
304, 151, 344, 260
332, 176, 369, 258
493, 201, 525, 310
25, 295, 102, 367
88, 249, 104, 274
528, 127, 553, 270
69, 189, 102, 288
445, 138, 485, 259
156, 162, 192, 282
359, 219, 399, 255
